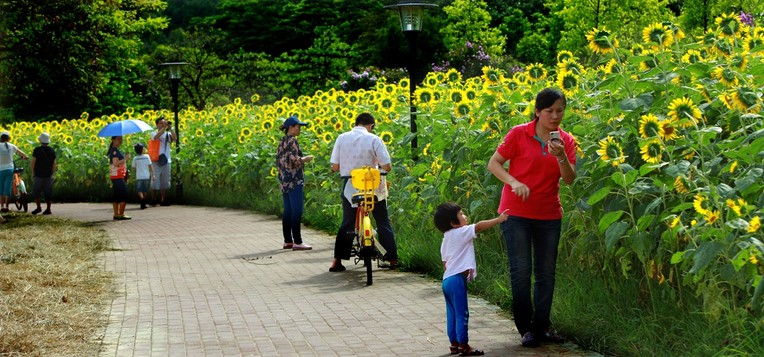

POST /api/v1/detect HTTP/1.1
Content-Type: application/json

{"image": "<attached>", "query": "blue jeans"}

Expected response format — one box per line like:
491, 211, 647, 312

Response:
282, 185, 304, 244
442, 274, 469, 344
500, 216, 561, 336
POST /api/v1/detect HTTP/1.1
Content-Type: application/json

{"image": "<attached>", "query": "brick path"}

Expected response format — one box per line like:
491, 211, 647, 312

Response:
52, 203, 593, 357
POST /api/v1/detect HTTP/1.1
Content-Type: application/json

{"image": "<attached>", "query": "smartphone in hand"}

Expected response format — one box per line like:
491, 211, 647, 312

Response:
549, 131, 562, 143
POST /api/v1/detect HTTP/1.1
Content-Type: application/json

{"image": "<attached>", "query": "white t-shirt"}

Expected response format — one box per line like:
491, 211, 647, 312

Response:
330, 126, 391, 202
440, 224, 478, 281
131, 154, 152, 180
151, 131, 172, 163
0, 142, 19, 171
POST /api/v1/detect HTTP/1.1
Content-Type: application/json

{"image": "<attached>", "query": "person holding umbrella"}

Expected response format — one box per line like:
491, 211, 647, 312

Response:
107, 136, 131, 220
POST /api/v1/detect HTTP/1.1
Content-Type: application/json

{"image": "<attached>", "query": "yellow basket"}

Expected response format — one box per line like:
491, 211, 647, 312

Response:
350, 167, 380, 191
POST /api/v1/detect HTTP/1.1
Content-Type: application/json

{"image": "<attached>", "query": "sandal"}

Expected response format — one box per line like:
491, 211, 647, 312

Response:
458, 344, 484, 356
449, 343, 460, 354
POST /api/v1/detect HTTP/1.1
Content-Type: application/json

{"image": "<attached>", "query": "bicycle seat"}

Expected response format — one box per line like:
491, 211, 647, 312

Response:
350, 167, 380, 191
14, 167, 23, 173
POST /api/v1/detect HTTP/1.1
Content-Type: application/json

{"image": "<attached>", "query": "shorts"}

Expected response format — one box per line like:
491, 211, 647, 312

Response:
151, 162, 171, 190
0, 169, 12, 196
135, 179, 150, 193
33, 176, 54, 200
111, 178, 129, 202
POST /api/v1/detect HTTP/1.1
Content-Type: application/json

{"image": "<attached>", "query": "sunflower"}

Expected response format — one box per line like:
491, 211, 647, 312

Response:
482, 66, 504, 86
525, 63, 547, 81
674, 176, 689, 193
693, 194, 710, 215
743, 33, 764, 54
642, 23, 674, 48
711, 66, 739, 87
195, 128, 204, 138
446, 68, 463, 83
662, 21, 685, 42
322, 132, 334, 143
602, 58, 621, 74
715, 13, 742, 38
557, 59, 585, 76
730, 87, 761, 113
513, 71, 529, 85
747, 216, 761, 233
379, 131, 394, 146
465, 89, 477, 101
638, 114, 664, 138
334, 121, 343, 131
660, 118, 680, 140
450, 90, 465, 104
270, 167, 278, 177
631, 44, 645, 56
728, 53, 748, 70
416, 88, 434, 106
261, 119, 274, 132
681, 49, 704, 64
237, 135, 248, 144
640, 138, 663, 163
725, 198, 743, 216
667, 97, 703, 128
713, 39, 734, 57
586, 27, 619, 54
704, 210, 720, 224
556, 71, 580, 96
639, 52, 659, 71
454, 103, 471, 117
425, 73, 440, 87
556, 50, 575, 63
596, 136, 625, 167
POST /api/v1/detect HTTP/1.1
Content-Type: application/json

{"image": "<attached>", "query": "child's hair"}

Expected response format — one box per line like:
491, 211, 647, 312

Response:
134, 143, 144, 154
434, 202, 462, 233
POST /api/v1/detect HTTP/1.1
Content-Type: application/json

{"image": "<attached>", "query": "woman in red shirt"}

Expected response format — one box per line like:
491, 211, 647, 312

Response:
487, 88, 576, 348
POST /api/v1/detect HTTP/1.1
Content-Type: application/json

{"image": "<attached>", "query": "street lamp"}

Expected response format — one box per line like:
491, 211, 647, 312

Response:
159, 61, 188, 201
384, 1, 438, 155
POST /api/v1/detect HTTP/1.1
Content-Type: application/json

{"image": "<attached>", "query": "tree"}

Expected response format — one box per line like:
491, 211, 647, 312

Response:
439, 0, 506, 59
0, 0, 168, 121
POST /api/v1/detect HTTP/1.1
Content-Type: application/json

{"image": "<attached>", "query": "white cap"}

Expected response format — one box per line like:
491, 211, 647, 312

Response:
38, 132, 51, 144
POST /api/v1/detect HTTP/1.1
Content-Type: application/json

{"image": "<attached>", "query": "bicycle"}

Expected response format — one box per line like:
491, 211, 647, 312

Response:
347, 166, 387, 286
11, 160, 28, 212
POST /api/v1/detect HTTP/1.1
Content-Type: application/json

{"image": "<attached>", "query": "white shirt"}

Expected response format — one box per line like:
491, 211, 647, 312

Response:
131, 154, 152, 180
0, 142, 18, 171
441, 224, 478, 281
330, 126, 391, 202
151, 131, 172, 163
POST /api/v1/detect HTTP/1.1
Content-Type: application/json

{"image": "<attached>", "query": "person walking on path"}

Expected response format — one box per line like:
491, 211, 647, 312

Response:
30, 132, 57, 215
131, 143, 152, 210
435, 202, 509, 356
487, 88, 576, 347
150, 117, 174, 206
0, 130, 29, 213
276, 115, 314, 250
108, 136, 131, 220
328, 112, 397, 272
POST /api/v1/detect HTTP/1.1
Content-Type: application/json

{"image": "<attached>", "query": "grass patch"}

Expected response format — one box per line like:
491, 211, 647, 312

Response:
0, 212, 112, 356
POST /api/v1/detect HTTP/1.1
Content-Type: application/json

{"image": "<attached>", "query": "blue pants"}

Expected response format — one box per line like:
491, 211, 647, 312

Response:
0, 169, 12, 196
282, 185, 304, 244
442, 274, 469, 344
501, 216, 561, 336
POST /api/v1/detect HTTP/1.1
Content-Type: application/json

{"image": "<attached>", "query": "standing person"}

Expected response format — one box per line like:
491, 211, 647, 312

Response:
0, 131, 29, 213
108, 136, 131, 220
435, 202, 508, 356
328, 113, 397, 272
276, 116, 314, 250
131, 143, 153, 210
487, 88, 576, 347
30, 132, 57, 215
150, 117, 174, 206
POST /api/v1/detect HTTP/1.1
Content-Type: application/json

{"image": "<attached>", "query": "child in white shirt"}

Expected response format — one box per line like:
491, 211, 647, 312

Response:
131, 143, 153, 209
435, 202, 508, 356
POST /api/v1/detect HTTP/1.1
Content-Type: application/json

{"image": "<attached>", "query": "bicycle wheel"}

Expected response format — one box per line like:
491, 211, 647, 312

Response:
21, 193, 28, 212
362, 247, 373, 286
13, 194, 22, 211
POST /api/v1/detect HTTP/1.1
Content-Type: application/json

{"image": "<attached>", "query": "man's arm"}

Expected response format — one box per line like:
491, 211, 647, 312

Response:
331, 163, 339, 172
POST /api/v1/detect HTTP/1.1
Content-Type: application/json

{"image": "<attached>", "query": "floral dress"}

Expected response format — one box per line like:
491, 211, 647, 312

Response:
276, 135, 303, 193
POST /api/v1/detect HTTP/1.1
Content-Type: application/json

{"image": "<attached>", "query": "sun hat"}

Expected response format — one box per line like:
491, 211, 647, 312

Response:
38, 132, 51, 144
282, 115, 309, 129
0, 131, 9, 139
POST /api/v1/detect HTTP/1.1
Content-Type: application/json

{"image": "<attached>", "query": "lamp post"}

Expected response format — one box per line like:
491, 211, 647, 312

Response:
384, 1, 437, 155
159, 62, 188, 201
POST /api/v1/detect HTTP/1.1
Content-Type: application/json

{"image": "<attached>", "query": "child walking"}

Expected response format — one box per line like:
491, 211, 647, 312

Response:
131, 143, 152, 210
435, 202, 509, 356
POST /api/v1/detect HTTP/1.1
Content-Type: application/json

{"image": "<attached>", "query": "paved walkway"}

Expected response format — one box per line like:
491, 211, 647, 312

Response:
53, 203, 593, 357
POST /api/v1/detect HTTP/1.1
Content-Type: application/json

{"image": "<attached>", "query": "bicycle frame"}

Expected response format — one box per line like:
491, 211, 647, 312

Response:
349, 166, 381, 285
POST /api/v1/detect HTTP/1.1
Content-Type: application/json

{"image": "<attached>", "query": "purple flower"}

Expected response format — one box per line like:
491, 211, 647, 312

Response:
739, 11, 754, 26
465, 40, 473, 49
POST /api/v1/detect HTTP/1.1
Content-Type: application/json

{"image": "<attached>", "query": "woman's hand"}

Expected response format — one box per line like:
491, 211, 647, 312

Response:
301, 155, 314, 163
510, 180, 530, 201
548, 140, 566, 161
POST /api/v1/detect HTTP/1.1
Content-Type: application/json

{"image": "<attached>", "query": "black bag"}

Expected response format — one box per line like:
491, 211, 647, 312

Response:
157, 153, 168, 166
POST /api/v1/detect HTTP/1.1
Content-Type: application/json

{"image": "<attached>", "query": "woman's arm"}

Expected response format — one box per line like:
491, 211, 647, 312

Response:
487, 151, 530, 201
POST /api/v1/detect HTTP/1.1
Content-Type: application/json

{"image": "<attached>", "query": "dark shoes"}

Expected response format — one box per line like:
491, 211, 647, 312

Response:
31, 208, 42, 215
522, 331, 565, 347
521, 332, 539, 347
457, 344, 484, 356
540, 331, 566, 343
42, 209, 51, 215
140, 203, 147, 210
328, 262, 346, 272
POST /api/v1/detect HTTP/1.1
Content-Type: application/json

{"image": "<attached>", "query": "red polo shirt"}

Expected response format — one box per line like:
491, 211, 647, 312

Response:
495, 120, 576, 220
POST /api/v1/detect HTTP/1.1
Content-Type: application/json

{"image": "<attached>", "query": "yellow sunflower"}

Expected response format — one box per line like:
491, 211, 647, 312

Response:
481, 66, 504, 86
525, 63, 548, 81
639, 52, 659, 71
238, 135, 248, 144
747, 216, 761, 233
602, 58, 621, 74
638, 114, 664, 138
379, 131, 394, 146
261, 119, 275, 132
322, 132, 334, 143
454, 103, 471, 117
631, 44, 645, 56
642, 23, 674, 48
667, 97, 703, 128
725, 198, 743, 216
715, 13, 742, 38
640, 138, 663, 163
596, 136, 626, 167
240, 127, 253, 138
557, 59, 585, 76
556, 50, 575, 63
416, 88, 434, 107
704, 210, 720, 224
674, 176, 689, 193
586, 27, 619, 54
450, 90, 466, 104
681, 49, 704, 64
556, 71, 580, 96
195, 128, 204, 138
743, 33, 764, 54
693, 194, 710, 215
730, 87, 761, 113
660, 118, 680, 141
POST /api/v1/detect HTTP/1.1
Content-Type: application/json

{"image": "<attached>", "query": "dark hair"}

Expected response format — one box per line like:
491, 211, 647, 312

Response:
434, 202, 462, 233
155, 116, 166, 125
533, 88, 566, 120
134, 143, 144, 154
355, 112, 375, 126
106, 136, 121, 156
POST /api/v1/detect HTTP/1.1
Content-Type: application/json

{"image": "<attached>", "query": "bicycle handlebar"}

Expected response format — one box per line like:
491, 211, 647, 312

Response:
341, 171, 388, 179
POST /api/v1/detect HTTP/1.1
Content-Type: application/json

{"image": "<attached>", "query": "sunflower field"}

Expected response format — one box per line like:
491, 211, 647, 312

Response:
2, 14, 764, 352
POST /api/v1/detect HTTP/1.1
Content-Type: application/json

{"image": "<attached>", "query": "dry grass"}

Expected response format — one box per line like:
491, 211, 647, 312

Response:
0, 213, 112, 357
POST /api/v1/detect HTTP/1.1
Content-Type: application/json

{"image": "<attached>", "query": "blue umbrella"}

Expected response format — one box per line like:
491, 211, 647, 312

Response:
97, 119, 154, 137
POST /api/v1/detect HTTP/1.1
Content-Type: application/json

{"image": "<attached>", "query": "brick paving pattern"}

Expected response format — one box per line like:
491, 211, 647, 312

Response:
53, 203, 595, 357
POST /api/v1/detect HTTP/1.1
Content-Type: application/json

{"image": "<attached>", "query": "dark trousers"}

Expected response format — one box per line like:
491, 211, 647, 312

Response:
333, 179, 397, 261
500, 216, 561, 336
281, 185, 304, 244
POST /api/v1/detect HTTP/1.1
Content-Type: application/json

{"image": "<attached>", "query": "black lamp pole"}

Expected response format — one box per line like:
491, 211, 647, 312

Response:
159, 62, 188, 201
385, 1, 438, 158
